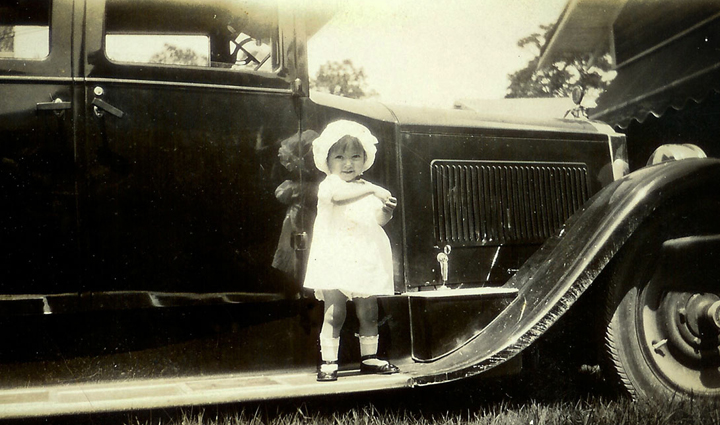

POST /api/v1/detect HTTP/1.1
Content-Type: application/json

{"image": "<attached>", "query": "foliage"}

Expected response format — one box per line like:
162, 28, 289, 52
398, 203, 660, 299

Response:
0, 27, 14, 52
311, 59, 378, 99
506, 24, 614, 99
149, 43, 207, 66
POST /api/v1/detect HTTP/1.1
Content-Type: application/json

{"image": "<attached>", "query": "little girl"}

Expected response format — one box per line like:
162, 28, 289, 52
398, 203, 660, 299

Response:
303, 120, 399, 382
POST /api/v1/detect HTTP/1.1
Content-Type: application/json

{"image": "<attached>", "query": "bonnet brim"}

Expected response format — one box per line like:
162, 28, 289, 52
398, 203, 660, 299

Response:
312, 120, 378, 175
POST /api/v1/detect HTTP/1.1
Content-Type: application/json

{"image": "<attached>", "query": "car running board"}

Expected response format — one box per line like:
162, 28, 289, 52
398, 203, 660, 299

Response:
0, 369, 413, 419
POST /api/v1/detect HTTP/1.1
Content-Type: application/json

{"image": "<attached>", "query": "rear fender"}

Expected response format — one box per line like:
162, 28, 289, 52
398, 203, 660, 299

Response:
413, 158, 720, 385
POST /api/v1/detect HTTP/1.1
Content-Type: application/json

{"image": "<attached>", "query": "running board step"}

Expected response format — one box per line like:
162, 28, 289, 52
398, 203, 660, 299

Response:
406, 287, 519, 362
0, 370, 413, 419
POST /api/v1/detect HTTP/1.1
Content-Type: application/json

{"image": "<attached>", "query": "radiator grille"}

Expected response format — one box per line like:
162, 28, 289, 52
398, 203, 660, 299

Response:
432, 161, 590, 246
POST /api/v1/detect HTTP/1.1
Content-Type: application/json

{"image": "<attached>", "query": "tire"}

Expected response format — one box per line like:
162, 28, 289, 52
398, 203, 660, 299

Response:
604, 195, 720, 401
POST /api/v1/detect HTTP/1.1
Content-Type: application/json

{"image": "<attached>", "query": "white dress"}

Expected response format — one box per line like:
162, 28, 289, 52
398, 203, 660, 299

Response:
303, 174, 394, 299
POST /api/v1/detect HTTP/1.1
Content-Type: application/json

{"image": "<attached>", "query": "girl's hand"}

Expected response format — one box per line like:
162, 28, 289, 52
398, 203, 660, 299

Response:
376, 196, 397, 225
382, 196, 397, 213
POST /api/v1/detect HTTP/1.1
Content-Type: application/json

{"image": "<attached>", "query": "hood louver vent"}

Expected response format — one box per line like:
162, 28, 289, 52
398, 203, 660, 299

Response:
432, 161, 590, 247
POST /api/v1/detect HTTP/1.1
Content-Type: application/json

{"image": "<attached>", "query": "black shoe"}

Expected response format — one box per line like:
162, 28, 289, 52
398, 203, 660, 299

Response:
317, 361, 338, 382
360, 355, 399, 375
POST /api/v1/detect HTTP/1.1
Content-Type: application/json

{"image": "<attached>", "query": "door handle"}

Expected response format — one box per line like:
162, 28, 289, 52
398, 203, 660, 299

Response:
37, 98, 71, 117
92, 98, 125, 119
37, 98, 72, 111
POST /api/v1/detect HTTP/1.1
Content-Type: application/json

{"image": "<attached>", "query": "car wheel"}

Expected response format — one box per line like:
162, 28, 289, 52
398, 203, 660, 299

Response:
604, 202, 720, 400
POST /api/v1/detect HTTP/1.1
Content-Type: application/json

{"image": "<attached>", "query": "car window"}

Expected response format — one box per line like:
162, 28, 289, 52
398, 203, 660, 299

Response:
0, 0, 51, 60
104, 0, 279, 73
106, 34, 211, 67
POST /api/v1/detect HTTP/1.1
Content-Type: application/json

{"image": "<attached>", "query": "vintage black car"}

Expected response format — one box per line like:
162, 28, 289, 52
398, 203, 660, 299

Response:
1, 0, 719, 418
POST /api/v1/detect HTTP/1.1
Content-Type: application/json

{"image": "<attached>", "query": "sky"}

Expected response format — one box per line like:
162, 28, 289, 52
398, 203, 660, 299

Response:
9, 26, 49, 59
307, 0, 568, 109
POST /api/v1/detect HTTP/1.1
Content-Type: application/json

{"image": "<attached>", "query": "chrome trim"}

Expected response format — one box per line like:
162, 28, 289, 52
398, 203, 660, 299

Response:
0, 76, 74, 83
0, 291, 288, 316
84, 77, 293, 95
609, 134, 630, 180
586, 119, 621, 136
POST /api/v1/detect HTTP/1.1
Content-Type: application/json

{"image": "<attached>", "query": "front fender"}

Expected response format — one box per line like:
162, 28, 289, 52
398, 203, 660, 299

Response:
412, 158, 720, 385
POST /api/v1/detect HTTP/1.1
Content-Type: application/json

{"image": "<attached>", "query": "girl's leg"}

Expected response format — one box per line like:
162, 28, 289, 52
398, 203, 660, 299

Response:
318, 290, 347, 381
354, 296, 378, 337
321, 289, 348, 339
355, 296, 399, 374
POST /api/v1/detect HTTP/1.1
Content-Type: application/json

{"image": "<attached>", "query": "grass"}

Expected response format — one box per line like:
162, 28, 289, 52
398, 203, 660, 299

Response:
121, 395, 720, 425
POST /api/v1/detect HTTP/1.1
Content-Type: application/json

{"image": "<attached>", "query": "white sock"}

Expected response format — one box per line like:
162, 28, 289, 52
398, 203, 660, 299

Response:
359, 334, 378, 357
359, 335, 386, 365
320, 336, 340, 363
320, 362, 338, 373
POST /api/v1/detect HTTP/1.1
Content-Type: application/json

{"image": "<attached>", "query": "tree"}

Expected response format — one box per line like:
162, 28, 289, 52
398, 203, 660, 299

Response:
506, 24, 614, 99
311, 59, 378, 99
149, 43, 207, 66
0, 27, 14, 53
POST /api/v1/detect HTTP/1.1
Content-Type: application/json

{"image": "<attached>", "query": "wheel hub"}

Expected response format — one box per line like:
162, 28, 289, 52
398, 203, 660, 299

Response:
661, 292, 720, 363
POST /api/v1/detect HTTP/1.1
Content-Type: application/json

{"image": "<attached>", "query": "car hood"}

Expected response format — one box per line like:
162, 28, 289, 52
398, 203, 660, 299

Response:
310, 91, 609, 135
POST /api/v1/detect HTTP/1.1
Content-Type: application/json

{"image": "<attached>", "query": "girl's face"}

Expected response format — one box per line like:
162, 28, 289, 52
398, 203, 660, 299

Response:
328, 143, 365, 182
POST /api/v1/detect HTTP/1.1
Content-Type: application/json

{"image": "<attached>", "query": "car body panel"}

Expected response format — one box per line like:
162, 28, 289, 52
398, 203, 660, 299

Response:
0, 0, 78, 294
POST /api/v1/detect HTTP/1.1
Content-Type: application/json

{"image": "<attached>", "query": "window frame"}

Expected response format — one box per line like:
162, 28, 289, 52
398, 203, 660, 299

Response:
0, 0, 73, 77
100, 0, 285, 80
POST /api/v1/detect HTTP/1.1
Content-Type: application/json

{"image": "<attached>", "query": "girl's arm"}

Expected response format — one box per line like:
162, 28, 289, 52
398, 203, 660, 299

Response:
331, 180, 389, 204
361, 180, 396, 225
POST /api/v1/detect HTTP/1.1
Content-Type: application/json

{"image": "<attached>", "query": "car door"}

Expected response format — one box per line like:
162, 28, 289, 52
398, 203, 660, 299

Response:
0, 0, 79, 295
79, 0, 304, 297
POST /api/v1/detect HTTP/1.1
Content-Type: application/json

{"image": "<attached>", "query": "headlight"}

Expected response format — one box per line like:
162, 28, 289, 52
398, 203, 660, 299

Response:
647, 144, 707, 166
610, 135, 629, 180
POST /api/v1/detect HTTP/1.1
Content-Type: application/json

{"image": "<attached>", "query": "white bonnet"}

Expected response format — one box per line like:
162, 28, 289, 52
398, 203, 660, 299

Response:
312, 120, 378, 175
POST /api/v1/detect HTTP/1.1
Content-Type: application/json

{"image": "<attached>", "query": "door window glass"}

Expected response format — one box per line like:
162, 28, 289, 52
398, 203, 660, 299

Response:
0, 0, 51, 60
104, 0, 279, 73
106, 34, 210, 67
